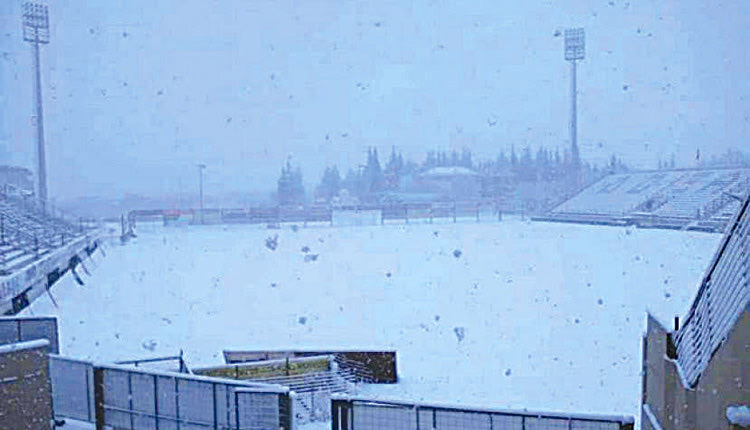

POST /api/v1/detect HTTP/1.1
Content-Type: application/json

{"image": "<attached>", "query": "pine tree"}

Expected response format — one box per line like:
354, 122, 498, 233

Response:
316, 166, 341, 202
461, 148, 472, 168
385, 146, 404, 190
425, 151, 437, 169
277, 159, 305, 206
364, 147, 384, 197
520, 146, 534, 182
450, 150, 460, 167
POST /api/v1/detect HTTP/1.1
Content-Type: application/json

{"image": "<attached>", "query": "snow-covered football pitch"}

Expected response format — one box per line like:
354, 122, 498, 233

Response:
23, 217, 720, 424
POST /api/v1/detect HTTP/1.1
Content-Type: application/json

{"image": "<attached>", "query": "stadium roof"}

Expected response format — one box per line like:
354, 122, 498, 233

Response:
420, 166, 480, 177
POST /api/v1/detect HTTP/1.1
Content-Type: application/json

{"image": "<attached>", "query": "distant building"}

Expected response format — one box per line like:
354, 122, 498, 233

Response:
0, 165, 34, 196
331, 189, 360, 208
641, 192, 749, 430
415, 166, 482, 201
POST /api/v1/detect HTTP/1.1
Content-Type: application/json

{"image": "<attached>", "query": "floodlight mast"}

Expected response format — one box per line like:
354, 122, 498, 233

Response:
564, 28, 585, 184
198, 164, 206, 224
22, 2, 50, 211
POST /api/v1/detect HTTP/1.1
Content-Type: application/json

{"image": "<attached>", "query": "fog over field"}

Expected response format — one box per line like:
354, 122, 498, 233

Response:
1, 1, 747, 428
1, 0, 748, 201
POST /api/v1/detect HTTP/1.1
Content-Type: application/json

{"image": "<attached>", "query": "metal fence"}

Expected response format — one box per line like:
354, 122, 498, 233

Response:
235, 388, 292, 430
139, 201, 509, 229
0, 316, 58, 353
332, 397, 634, 430
96, 363, 293, 430
50, 354, 95, 422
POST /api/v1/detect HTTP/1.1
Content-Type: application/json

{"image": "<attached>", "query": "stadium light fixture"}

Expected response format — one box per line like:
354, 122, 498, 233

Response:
198, 164, 206, 224
564, 28, 585, 61
22, 2, 50, 211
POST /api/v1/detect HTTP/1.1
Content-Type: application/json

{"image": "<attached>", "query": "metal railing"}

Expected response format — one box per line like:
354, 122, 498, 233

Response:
0, 316, 58, 353
0, 192, 101, 276
114, 350, 190, 374
331, 396, 634, 430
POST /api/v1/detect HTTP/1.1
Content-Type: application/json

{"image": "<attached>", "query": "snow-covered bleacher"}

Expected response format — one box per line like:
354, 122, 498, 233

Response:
0, 193, 102, 315
0, 198, 82, 274
543, 167, 750, 232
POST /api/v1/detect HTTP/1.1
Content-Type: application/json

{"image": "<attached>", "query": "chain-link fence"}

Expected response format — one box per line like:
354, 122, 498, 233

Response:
0, 316, 58, 353
332, 397, 634, 430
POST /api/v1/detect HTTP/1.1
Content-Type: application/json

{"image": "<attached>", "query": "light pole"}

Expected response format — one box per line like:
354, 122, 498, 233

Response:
564, 28, 585, 186
197, 164, 206, 224
22, 2, 50, 212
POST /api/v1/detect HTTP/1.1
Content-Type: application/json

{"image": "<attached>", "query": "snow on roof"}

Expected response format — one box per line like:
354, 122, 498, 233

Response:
674, 191, 750, 387
0, 338, 49, 355
421, 166, 480, 177
727, 406, 750, 426
0, 316, 56, 322
642, 404, 665, 430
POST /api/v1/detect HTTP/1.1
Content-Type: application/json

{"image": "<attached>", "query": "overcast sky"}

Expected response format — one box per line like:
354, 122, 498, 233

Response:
1, 0, 748, 200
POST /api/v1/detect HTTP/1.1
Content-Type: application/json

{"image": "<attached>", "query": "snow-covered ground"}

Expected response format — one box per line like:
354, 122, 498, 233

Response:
23, 217, 720, 425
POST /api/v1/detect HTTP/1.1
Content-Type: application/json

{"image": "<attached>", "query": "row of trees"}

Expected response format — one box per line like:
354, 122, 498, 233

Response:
315, 147, 413, 205
277, 146, 633, 206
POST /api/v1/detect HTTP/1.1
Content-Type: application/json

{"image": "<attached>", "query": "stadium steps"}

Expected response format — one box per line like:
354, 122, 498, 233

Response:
547, 168, 749, 232
1, 248, 27, 262
247, 370, 353, 394
0, 200, 84, 251
0, 197, 89, 277
294, 397, 314, 418
0, 250, 37, 274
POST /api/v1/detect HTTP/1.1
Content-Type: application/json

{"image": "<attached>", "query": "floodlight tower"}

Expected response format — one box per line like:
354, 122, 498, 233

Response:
564, 28, 585, 184
22, 2, 50, 211
197, 164, 206, 224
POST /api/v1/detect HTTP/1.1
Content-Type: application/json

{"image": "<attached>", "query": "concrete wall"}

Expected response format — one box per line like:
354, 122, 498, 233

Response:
0, 339, 53, 428
692, 308, 750, 429
642, 309, 750, 430
642, 314, 668, 429
332, 209, 381, 227
222, 350, 399, 383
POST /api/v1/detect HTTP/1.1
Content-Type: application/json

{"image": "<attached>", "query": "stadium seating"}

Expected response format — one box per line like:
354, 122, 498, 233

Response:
0, 192, 101, 314
0, 196, 84, 275
546, 167, 750, 231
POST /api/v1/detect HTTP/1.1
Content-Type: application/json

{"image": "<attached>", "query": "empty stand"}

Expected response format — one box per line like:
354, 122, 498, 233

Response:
0, 192, 101, 314
0, 195, 85, 275
544, 167, 750, 232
